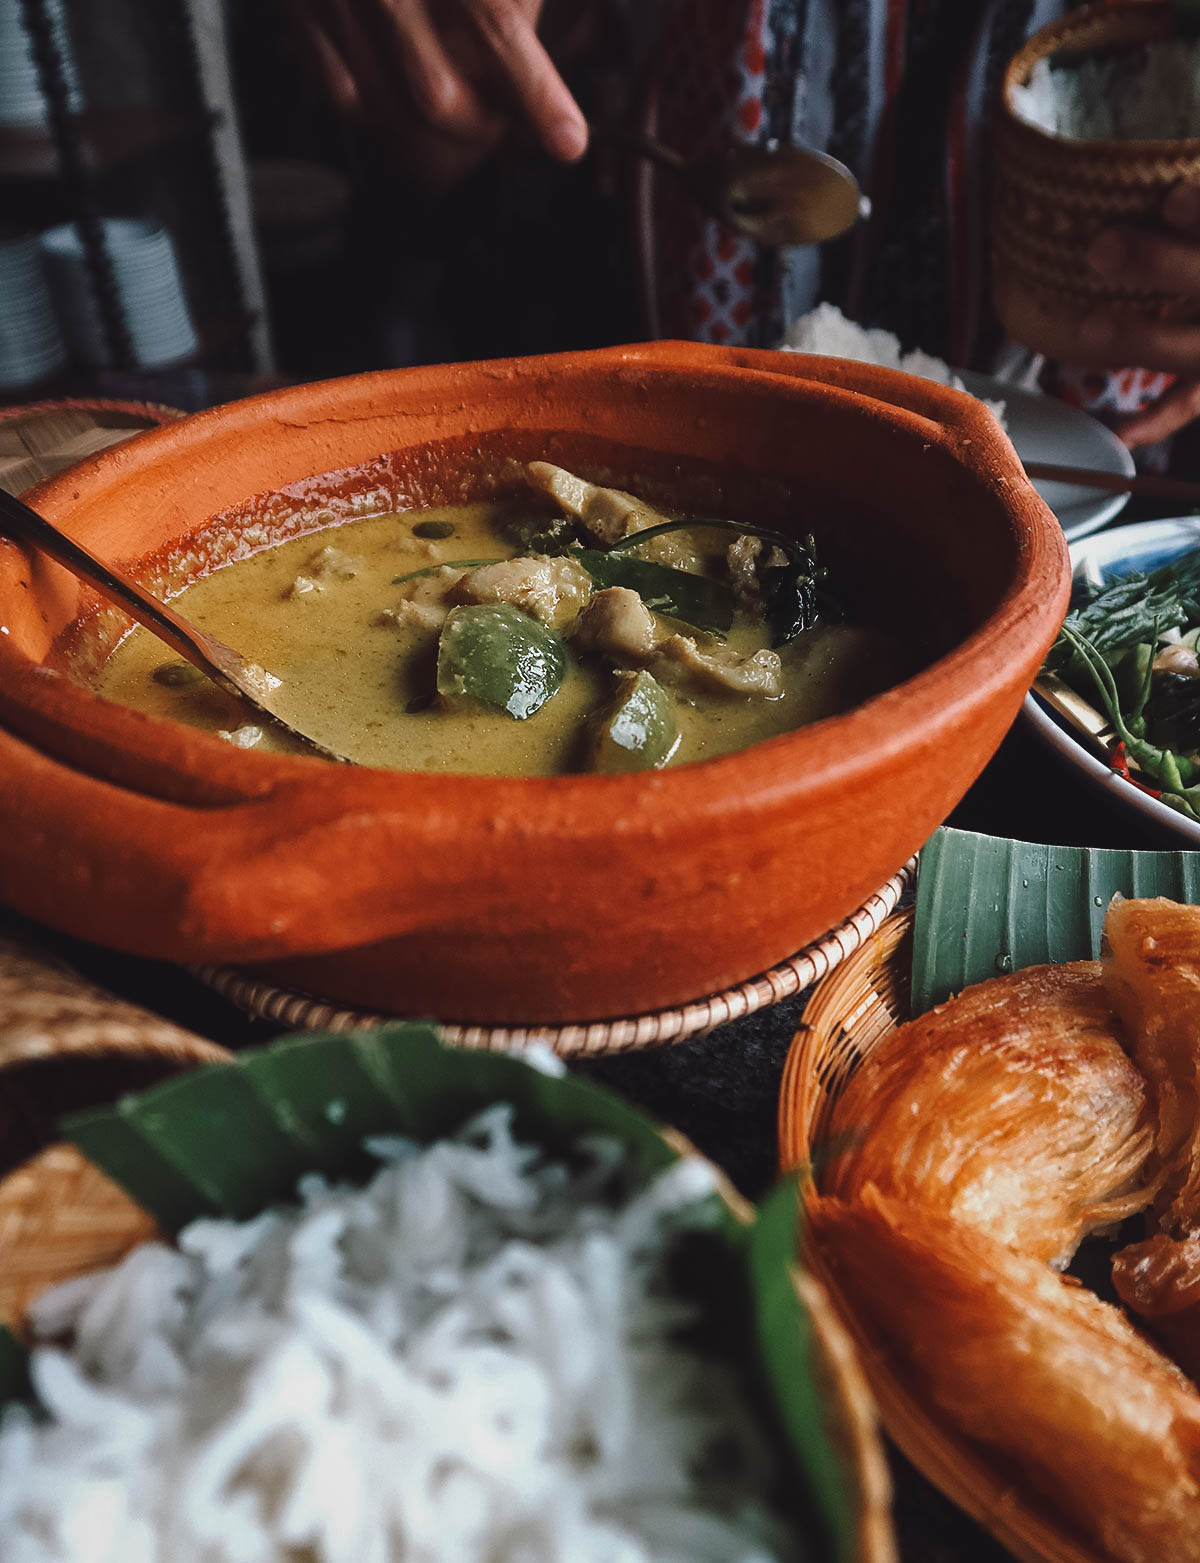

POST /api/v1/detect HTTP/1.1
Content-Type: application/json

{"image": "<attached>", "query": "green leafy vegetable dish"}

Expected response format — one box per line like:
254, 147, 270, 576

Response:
1042, 544, 1200, 818
97, 462, 909, 777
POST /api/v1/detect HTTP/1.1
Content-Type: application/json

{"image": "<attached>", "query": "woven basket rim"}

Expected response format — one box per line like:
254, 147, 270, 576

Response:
0, 398, 187, 427
779, 907, 1110, 1563
999, 0, 1200, 154
191, 860, 916, 1058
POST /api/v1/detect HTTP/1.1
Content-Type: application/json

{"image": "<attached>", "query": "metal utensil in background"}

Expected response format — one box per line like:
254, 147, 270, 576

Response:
0, 485, 349, 763
593, 123, 866, 247
1021, 459, 1200, 506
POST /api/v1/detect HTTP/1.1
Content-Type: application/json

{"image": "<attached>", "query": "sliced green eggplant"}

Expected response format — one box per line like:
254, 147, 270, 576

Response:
436, 603, 566, 720
587, 670, 680, 772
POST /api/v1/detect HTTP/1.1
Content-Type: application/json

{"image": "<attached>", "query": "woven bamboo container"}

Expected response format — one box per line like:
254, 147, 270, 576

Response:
779, 908, 1105, 1563
0, 1124, 897, 1562
992, 1, 1200, 362
0, 399, 184, 496
0, 929, 229, 1173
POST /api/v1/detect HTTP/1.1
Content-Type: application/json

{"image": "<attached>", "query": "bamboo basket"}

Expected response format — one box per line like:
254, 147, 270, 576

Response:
0, 929, 229, 1174
992, 1, 1200, 362
0, 1110, 897, 1563
779, 907, 1105, 1563
0, 399, 184, 496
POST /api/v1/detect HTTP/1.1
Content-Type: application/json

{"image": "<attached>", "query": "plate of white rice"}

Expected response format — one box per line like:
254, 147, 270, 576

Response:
782, 304, 1133, 542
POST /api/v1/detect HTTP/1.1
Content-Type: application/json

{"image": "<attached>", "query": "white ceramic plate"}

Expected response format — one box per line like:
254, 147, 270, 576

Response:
958, 370, 1135, 541
1022, 517, 1200, 847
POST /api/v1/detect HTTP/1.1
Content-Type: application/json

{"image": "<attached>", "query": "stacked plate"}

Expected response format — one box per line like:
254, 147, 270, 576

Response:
41, 219, 199, 370
0, 0, 82, 128
0, 235, 66, 391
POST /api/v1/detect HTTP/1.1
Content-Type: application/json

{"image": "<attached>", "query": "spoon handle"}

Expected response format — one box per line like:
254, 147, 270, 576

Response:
0, 487, 350, 762
0, 486, 244, 681
1022, 460, 1200, 503
588, 120, 688, 173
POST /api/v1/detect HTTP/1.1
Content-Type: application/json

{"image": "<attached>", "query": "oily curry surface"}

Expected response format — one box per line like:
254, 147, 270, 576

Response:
97, 485, 907, 777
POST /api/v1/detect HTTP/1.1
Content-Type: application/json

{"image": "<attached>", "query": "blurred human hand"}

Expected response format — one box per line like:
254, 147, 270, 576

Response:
285, 0, 588, 188
1074, 182, 1200, 448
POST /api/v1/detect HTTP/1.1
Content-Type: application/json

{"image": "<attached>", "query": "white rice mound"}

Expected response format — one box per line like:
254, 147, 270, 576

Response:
0, 1106, 802, 1563
780, 303, 1006, 425
1012, 41, 1200, 142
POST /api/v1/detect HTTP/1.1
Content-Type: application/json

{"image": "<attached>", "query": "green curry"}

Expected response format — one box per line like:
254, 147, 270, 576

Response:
97, 464, 906, 777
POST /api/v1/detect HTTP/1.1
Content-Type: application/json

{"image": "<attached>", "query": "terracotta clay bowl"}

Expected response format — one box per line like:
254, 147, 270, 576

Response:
0, 341, 1069, 1026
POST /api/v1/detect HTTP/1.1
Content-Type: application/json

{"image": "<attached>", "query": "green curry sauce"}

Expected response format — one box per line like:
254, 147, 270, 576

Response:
97, 501, 904, 777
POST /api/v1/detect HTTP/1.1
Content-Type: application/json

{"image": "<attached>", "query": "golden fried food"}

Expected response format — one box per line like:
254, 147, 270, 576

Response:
1103, 898, 1200, 1381
823, 962, 1155, 1268
1113, 1230, 1200, 1384
813, 1189, 1200, 1563
1106, 897, 1200, 1232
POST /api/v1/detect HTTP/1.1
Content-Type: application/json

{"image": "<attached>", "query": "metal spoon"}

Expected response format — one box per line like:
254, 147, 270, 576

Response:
0, 486, 350, 763
595, 124, 866, 247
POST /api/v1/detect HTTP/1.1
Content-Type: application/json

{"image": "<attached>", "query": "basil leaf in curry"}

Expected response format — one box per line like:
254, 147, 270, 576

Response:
602, 518, 832, 647
571, 549, 735, 635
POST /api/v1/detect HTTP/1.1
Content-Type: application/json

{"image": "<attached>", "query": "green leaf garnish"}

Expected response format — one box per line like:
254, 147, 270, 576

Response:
391, 558, 500, 586
572, 548, 734, 634
605, 519, 833, 646
0, 1326, 30, 1408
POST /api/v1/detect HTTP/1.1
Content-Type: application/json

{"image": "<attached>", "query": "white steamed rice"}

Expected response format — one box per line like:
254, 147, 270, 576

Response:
0, 1106, 803, 1563
780, 303, 1006, 426
1012, 41, 1200, 142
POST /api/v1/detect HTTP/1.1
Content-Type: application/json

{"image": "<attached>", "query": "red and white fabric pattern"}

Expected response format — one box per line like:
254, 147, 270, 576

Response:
649, 0, 770, 343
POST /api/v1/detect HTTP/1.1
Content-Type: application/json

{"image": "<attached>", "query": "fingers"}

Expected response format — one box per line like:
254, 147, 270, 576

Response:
1164, 181, 1200, 238
1073, 310, 1200, 374
280, 0, 584, 183
307, 0, 416, 138
1118, 377, 1200, 449
278, 0, 360, 115
1086, 226, 1200, 297
458, 0, 588, 161
1088, 177, 1200, 291
386, 0, 500, 144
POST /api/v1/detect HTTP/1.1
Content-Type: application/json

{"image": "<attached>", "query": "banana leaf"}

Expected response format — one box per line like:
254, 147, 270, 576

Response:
912, 825, 1200, 1014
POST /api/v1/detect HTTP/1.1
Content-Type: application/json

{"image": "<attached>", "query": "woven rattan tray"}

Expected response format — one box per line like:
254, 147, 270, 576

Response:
779, 908, 1103, 1563
194, 862, 916, 1058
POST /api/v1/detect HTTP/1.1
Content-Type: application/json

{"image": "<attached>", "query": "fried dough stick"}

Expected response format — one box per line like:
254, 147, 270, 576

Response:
824, 962, 1155, 1268
814, 1190, 1200, 1563
1106, 896, 1200, 1228
1107, 898, 1200, 1379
